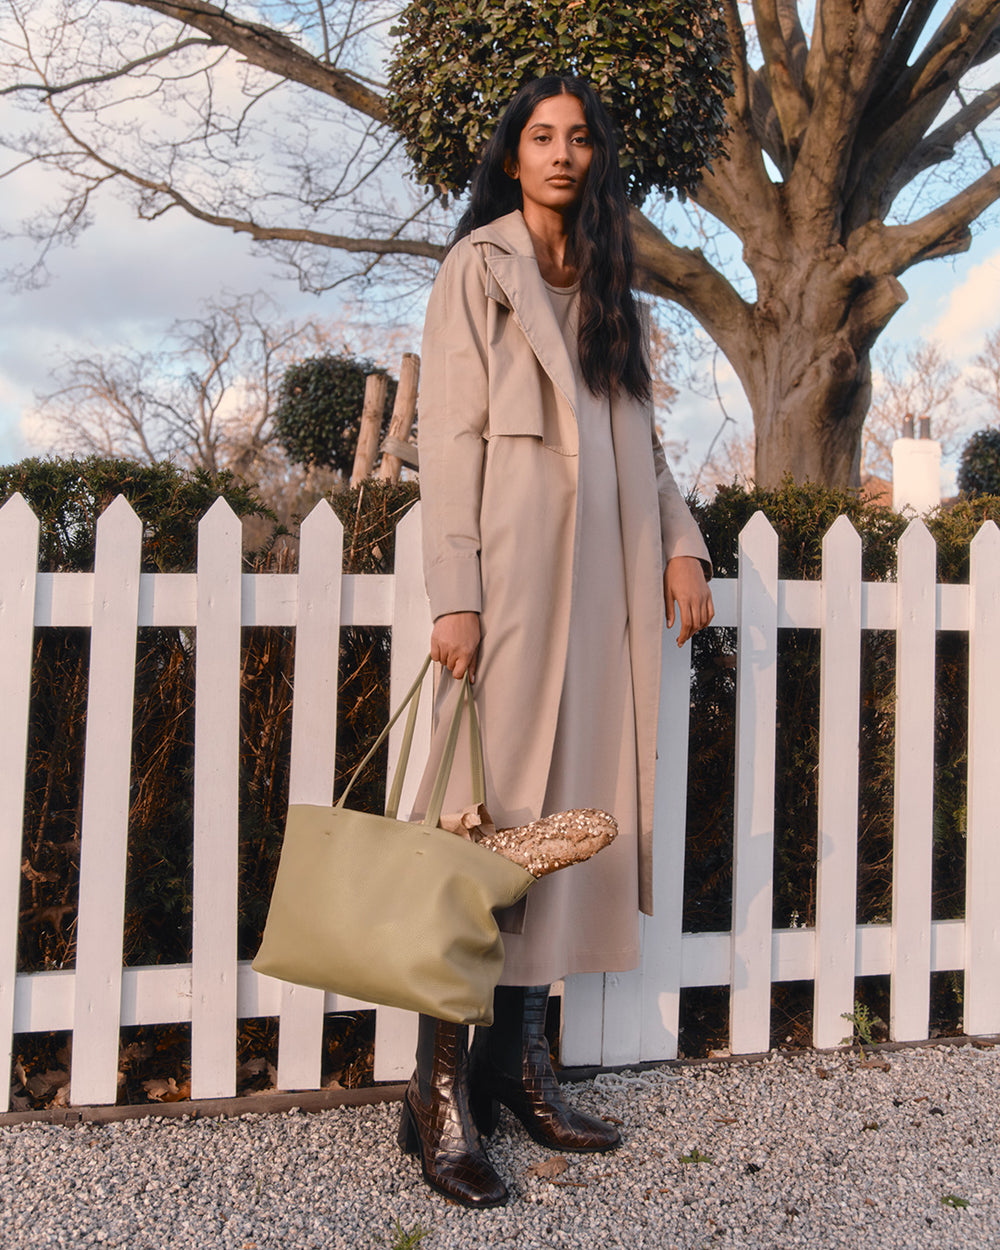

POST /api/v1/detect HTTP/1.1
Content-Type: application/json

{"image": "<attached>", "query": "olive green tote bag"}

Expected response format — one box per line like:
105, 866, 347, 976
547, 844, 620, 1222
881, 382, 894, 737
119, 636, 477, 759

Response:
252, 657, 535, 1025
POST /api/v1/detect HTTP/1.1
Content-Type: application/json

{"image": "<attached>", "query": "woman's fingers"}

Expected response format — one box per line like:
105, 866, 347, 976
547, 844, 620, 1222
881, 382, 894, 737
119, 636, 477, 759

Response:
664, 557, 714, 647
430, 611, 482, 681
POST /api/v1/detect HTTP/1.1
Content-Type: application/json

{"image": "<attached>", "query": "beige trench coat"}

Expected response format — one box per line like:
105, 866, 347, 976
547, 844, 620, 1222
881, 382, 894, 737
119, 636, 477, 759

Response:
416, 210, 710, 916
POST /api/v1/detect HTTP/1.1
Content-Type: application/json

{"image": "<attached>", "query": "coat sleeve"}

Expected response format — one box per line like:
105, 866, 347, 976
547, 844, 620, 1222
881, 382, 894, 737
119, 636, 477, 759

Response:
418, 240, 491, 620
651, 418, 714, 579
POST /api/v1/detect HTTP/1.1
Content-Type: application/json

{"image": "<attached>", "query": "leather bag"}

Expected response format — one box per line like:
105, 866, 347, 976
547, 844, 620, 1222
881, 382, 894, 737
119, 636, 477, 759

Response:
252, 656, 535, 1025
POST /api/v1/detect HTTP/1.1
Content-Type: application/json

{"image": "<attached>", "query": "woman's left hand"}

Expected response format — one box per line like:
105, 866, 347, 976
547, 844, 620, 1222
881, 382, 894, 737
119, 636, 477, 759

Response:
664, 556, 714, 646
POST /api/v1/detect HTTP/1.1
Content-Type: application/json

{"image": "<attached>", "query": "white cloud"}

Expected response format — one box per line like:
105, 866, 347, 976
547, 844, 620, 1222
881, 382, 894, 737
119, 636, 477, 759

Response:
930, 248, 1000, 355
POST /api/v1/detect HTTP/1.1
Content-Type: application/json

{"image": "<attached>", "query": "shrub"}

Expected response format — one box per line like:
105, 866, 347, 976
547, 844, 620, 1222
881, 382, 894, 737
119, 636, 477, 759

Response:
957, 427, 1000, 497
274, 355, 398, 477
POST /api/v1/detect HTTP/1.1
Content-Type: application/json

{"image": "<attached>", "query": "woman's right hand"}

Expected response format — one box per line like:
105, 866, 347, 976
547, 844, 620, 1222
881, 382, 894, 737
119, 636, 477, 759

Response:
430, 611, 481, 682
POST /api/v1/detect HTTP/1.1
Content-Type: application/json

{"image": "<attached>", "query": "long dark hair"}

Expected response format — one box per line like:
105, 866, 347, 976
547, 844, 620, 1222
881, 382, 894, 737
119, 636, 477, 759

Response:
454, 76, 650, 404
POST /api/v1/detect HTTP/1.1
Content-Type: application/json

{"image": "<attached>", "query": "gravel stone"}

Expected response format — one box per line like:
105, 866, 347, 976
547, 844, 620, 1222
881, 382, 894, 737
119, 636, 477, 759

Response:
2, 1044, 999, 1248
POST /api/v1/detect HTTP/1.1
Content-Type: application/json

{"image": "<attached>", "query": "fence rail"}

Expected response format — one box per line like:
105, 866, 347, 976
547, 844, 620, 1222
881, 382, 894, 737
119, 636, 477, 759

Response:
2, 493, 998, 1110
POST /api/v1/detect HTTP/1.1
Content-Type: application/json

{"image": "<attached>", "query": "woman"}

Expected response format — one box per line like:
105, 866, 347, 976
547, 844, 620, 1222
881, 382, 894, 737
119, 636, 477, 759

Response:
399, 75, 714, 1208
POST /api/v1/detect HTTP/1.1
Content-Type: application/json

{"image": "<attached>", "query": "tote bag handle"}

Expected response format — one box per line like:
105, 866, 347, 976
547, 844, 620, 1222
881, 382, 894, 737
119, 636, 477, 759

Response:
335, 655, 484, 827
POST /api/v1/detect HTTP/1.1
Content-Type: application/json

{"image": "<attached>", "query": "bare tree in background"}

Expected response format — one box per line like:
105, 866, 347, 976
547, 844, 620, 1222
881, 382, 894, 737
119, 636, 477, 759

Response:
967, 327, 1000, 421
861, 340, 965, 484
31, 292, 324, 477
3, 0, 1000, 484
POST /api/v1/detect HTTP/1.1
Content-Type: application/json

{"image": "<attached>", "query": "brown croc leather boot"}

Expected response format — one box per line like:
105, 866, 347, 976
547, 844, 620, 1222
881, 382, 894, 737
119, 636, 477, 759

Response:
398, 1014, 508, 1208
469, 985, 621, 1153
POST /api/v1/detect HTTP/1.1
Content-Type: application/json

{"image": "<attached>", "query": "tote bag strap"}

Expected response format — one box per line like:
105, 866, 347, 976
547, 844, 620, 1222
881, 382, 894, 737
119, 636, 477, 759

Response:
423, 676, 485, 829
336, 656, 486, 824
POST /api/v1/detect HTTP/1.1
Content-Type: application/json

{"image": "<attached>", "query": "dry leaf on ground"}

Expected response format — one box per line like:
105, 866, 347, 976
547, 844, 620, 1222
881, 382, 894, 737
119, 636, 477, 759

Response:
525, 1156, 569, 1180
142, 1077, 191, 1102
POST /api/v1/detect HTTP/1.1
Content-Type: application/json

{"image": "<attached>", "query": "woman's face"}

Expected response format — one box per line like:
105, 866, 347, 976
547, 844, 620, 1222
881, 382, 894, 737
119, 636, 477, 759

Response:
506, 92, 593, 216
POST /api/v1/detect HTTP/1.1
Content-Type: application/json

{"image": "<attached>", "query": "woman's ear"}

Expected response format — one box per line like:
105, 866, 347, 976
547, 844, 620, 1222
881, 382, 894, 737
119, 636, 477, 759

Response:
503, 155, 519, 180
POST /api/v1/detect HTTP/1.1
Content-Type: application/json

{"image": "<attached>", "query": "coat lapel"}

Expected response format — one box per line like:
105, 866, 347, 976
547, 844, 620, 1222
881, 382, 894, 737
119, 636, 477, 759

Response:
471, 213, 578, 419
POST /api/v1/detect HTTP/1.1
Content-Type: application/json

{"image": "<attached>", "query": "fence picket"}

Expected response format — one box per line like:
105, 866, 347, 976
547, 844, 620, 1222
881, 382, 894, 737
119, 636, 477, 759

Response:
965, 521, 1000, 1034
813, 517, 862, 1047
372, 502, 430, 1083
891, 520, 936, 1041
191, 500, 242, 1099
70, 497, 142, 1105
559, 972, 605, 1066
276, 502, 345, 1090
0, 496, 39, 1111
730, 512, 779, 1054
637, 632, 695, 1061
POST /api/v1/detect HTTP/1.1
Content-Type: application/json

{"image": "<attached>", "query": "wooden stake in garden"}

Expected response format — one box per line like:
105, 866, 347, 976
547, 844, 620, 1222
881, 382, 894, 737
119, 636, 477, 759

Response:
349, 374, 388, 489
378, 352, 420, 484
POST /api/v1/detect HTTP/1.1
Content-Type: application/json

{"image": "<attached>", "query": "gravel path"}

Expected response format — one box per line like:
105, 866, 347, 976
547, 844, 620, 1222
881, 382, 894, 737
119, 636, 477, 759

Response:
2, 1043, 998, 1249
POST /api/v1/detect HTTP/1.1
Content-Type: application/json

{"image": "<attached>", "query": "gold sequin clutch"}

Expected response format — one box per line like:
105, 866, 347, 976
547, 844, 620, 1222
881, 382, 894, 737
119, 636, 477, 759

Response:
440, 805, 618, 878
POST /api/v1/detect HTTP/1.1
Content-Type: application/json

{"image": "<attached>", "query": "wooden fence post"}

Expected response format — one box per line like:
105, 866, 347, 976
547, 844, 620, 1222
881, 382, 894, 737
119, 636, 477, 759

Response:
350, 374, 389, 488
891, 519, 936, 1042
0, 496, 39, 1111
276, 501, 344, 1091
378, 353, 420, 483
191, 499, 243, 1100
373, 500, 432, 1082
730, 511, 778, 1055
813, 516, 862, 1047
965, 520, 1000, 1035
70, 497, 142, 1105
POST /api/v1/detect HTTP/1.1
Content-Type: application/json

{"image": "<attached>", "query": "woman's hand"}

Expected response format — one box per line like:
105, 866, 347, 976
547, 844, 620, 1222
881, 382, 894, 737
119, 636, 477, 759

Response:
664, 556, 714, 647
430, 611, 481, 682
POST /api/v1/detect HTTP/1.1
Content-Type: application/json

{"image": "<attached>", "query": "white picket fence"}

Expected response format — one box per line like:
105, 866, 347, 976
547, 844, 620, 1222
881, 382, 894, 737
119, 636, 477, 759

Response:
2, 494, 999, 1111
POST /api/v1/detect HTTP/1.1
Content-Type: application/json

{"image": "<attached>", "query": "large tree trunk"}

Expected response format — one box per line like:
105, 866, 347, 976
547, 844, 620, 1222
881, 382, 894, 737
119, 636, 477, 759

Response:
635, 211, 908, 488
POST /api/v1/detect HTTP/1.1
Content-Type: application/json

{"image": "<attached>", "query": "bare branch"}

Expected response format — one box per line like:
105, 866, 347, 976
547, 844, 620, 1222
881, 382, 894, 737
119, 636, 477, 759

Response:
872, 0, 1000, 145
886, 81, 1000, 200
752, 0, 810, 156
0, 37, 214, 98
631, 209, 756, 388
47, 102, 445, 262
111, 0, 387, 121
868, 164, 1000, 273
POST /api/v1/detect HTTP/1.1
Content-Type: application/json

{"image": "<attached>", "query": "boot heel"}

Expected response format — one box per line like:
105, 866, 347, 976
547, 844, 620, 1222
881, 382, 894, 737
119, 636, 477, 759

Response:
397, 1095, 419, 1155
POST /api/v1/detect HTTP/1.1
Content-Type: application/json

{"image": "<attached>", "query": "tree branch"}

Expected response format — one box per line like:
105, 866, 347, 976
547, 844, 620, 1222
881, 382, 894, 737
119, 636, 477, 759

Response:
791, 0, 909, 220
873, 0, 1000, 140
886, 80, 1000, 201
863, 164, 1000, 273
112, 0, 387, 121
0, 37, 215, 97
48, 103, 445, 262
698, 0, 786, 226
631, 209, 756, 380
752, 0, 810, 156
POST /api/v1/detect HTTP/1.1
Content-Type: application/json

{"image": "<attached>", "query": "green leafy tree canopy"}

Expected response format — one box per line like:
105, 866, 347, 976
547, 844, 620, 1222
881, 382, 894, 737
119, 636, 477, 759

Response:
274, 355, 398, 476
387, 0, 732, 202
957, 428, 1000, 498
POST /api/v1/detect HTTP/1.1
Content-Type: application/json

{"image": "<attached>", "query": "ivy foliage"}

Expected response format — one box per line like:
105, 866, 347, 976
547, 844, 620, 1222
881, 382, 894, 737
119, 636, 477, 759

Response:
274, 355, 398, 477
386, 0, 733, 202
957, 427, 1000, 497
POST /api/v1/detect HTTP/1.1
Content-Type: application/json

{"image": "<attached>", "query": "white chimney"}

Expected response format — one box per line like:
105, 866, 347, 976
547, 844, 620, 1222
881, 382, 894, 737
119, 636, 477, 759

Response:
891, 413, 941, 514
